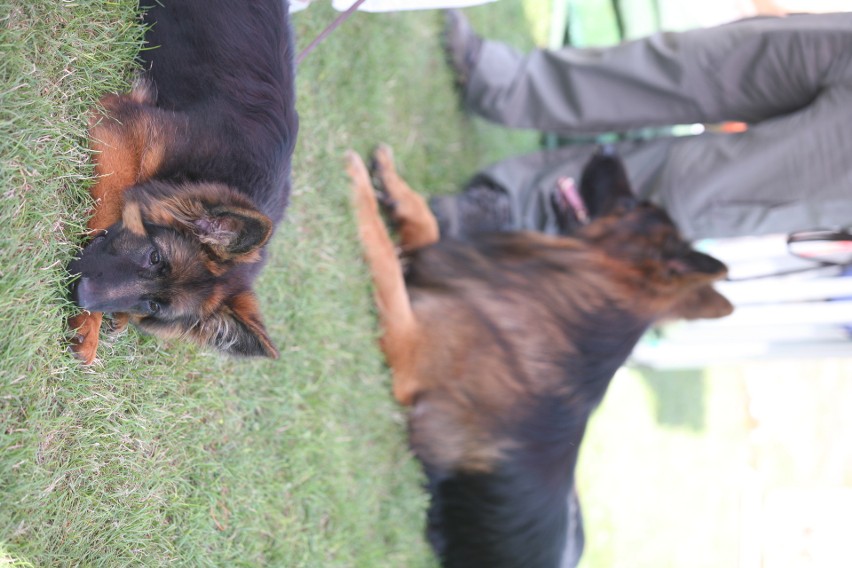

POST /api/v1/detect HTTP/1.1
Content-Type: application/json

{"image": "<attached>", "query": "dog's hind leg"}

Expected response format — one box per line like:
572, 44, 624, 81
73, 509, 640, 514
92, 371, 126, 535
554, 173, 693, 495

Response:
370, 144, 439, 251
347, 150, 423, 406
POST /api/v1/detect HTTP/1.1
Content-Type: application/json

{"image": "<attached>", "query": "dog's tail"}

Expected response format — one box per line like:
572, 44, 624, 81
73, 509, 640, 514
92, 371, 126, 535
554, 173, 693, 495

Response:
346, 150, 421, 405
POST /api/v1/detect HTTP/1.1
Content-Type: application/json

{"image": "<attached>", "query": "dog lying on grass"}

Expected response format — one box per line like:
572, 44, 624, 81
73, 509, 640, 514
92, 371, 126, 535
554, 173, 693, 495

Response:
67, 0, 298, 363
346, 145, 732, 568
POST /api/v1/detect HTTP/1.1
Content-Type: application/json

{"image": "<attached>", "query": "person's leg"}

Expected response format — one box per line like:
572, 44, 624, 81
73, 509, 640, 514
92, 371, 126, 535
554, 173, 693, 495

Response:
651, 81, 852, 239
459, 12, 852, 133
431, 137, 675, 239
438, 76, 852, 240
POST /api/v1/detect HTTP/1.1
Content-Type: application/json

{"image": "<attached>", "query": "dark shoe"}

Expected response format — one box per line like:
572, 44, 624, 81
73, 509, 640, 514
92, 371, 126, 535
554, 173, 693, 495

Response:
430, 182, 512, 239
443, 10, 483, 93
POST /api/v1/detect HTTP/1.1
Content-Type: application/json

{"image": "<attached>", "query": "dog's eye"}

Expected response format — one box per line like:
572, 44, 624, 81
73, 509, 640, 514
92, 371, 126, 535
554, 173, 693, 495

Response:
149, 249, 161, 265
147, 300, 161, 315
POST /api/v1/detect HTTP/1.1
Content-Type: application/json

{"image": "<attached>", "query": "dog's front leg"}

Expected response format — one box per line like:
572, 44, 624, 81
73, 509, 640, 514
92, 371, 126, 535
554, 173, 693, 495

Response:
347, 149, 424, 405
68, 89, 167, 364
369, 144, 439, 251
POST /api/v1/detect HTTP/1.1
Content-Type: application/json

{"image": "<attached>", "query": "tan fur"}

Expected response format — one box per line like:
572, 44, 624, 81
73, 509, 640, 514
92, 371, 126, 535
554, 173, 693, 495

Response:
347, 150, 424, 405
371, 144, 439, 251
222, 290, 279, 359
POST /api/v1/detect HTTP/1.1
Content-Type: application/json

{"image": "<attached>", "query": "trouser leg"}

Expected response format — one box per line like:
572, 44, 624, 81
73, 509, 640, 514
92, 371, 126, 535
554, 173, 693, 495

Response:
455, 13, 852, 239
455, 80, 852, 240
465, 13, 852, 133
654, 82, 852, 239
452, 138, 673, 237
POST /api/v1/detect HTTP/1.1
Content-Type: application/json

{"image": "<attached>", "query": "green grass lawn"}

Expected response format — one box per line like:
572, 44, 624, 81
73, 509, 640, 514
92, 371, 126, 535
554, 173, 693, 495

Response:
6, 2, 851, 566
576, 367, 748, 568
0, 1, 541, 565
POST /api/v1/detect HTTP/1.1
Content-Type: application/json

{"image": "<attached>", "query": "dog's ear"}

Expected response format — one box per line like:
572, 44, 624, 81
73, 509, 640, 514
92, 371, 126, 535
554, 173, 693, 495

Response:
127, 181, 273, 261
195, 290, 279, 358
661, 248, 733, 320
580, 146, 637, 218
666, 284, 733, 320
666, 248, 728, 281
191, 205, 273, 261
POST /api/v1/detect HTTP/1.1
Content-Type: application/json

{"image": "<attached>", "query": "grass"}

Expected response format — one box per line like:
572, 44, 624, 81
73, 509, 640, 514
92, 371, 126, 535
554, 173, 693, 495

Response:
576, 367, 748, 568
0, 1, 541, 565
577, 360, 852, 568
7, 1, 850, 566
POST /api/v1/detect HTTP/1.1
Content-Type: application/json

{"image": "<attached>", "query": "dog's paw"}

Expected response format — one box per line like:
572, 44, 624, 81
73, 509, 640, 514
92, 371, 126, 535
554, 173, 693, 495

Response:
345, 150, 370, 184
369, 144, 398, 202
346, 150, 381, 213
67, 312, 102, 365
370, 144, 396, 179
369, 145, 408, 222
107, 312, 130, 334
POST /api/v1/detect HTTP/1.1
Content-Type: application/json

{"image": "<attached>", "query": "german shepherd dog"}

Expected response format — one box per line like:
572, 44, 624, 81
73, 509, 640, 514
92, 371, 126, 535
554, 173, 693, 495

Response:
346, 145, 733, 568
67, 0, 297, 363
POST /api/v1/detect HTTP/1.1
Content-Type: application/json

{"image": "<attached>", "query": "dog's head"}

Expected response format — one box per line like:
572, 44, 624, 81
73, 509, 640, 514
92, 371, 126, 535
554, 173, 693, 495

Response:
567, 149, 733, 321
69, 180, 278, 358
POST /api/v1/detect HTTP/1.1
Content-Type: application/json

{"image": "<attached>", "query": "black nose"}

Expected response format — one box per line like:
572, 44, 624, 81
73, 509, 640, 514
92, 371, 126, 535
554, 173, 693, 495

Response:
70, 276, 101, 309
69, 287, 79, 307
69, 276, 82, 305
67, 256, 83, 282
73, 277, 96, 310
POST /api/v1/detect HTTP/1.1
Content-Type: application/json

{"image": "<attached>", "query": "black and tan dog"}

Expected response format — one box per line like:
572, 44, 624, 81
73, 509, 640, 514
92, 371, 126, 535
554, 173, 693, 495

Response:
346, 145, 732, 568
67, 0, 298, 363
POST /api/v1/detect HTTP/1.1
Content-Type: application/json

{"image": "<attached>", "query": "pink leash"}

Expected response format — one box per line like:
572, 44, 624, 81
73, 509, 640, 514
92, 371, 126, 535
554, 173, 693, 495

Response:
296, 0, 369, 65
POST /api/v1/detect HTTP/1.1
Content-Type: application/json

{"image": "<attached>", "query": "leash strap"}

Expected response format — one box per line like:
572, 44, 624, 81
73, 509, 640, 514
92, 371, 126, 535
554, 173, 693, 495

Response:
296, 0, 369, 65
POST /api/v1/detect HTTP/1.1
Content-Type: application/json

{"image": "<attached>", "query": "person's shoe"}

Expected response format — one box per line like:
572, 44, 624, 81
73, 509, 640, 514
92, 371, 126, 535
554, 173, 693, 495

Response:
443, 10, 483, 93
430, 182, 512, 240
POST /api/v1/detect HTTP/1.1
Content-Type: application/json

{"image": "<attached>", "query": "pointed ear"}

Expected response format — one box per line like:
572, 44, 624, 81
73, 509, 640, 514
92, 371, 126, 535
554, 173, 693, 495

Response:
191, 205, 273, 261
196, 291, 279, 358
667, 284, 734, 320
662, 249, 733, 320
580, 146, 637, 218
127, 181, 274, 261
666, 249, 728, 281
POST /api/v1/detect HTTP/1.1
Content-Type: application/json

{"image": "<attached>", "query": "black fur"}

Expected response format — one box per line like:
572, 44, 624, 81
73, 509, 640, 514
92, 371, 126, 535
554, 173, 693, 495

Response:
405, 235, 653, 567
141, 0, 298, 228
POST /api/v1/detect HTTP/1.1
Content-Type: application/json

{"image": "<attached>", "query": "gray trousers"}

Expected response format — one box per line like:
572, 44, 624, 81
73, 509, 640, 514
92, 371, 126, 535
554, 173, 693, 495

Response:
464, 13, 852, 240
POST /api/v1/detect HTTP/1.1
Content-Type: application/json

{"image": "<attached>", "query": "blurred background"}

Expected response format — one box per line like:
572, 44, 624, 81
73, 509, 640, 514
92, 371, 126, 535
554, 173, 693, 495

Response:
537, 1, 852, 567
